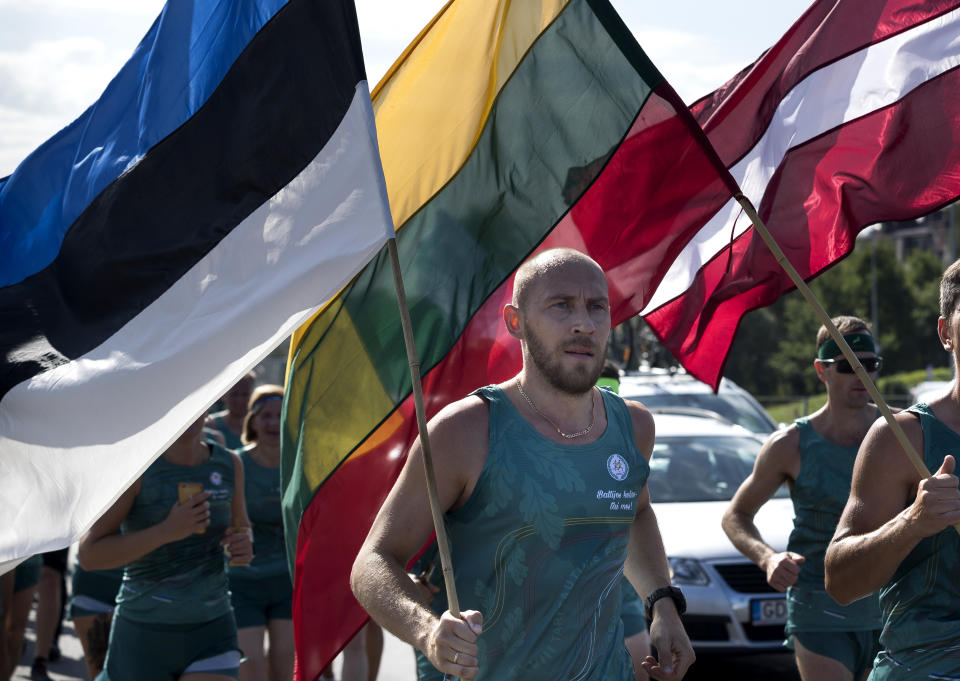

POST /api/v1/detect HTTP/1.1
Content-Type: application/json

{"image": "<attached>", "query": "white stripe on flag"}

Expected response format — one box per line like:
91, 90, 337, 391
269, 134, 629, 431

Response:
643, 7, 960, 314
0, 82, 394, 565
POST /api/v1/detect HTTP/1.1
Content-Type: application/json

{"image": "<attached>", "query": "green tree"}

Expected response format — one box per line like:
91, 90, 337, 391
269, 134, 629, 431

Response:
724, 306, 780, 396
903, 248, 946, 369
620, 236, 950, 400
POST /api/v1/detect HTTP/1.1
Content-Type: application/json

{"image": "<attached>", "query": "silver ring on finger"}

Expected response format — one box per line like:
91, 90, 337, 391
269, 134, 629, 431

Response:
453, 651, 459, 665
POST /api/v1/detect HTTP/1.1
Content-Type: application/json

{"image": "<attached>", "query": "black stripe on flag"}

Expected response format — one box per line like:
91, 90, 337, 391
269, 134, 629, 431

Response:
0, 0, 366, 400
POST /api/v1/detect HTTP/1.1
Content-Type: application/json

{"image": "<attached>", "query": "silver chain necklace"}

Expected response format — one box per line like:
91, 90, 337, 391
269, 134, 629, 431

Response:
515, 378, 596, 439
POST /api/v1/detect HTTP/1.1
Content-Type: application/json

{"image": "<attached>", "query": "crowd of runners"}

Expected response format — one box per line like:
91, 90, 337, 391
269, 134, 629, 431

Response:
1, 374, 385, 681
4, 249, 960, 681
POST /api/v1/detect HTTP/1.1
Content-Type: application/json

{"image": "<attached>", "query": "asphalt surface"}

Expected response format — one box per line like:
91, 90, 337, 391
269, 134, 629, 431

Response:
685, 651, 800, 680
13, 610, 86, 681
14, 607, 799, 681
11, 549, 798, 681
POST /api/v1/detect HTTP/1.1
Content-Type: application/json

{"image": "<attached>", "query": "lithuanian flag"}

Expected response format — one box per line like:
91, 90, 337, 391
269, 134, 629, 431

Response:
281, 0, 736, 675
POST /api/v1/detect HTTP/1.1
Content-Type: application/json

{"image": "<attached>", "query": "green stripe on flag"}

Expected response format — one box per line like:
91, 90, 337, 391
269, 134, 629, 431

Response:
283, 0, 665, 562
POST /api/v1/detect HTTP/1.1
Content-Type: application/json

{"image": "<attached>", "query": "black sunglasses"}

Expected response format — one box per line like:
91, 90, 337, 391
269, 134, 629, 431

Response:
819, 356, 883, 374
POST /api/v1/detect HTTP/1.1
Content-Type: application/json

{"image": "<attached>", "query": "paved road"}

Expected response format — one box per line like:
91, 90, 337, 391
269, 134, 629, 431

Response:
13, 610, 86, 681
11, 549, 797, 681
16, 609, 798, 681
686, 652, 799, 680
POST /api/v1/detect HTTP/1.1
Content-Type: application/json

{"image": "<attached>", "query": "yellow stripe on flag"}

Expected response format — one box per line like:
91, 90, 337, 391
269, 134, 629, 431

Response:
286, 308, 396, 489
287, 0, 570, 367
373, 0, 570, 228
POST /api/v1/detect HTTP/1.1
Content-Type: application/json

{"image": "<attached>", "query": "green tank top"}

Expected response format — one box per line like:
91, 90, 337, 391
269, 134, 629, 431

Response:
116, 443, 235, 624
785, 417, 882, 632
228, 447, 287, 580
71, 564, 123, 607
434, 385, 649, 681
13, 554, 42, 593
210, 414, 245, 451
878, 403, 960, 652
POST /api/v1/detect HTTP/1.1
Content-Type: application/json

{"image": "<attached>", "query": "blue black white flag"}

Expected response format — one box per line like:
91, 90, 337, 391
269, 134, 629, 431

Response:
0, 0, 393, 569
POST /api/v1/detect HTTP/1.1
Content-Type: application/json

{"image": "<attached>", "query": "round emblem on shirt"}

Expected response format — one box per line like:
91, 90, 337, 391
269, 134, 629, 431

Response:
210, 471, 223, 486
606, 453, 629, 481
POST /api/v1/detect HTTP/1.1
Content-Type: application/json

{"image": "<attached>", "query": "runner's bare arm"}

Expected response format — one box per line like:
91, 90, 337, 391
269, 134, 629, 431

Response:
721, 426, 804, 591
228, 451, 251, 529
825, 414, 960, 604
623, 401, 694, 681
351, 396, 487, 680
222, 451, 254, 565
206, 428, 226, 447
78, 477, 212, 570
622, 401, 663, 597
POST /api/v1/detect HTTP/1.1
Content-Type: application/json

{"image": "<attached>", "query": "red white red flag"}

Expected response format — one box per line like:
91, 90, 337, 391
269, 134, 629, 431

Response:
643, 0, 960, 388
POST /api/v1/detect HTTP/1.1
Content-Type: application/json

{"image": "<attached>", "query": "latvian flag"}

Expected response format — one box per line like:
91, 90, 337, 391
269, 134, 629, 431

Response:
282, 0, 737, 676
0, 0, 393, 569
643, 0, 960, 387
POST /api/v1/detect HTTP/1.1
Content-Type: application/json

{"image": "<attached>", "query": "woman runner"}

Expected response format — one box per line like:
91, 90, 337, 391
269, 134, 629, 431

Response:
228, 385, 293, 681
79, 415, 253, 681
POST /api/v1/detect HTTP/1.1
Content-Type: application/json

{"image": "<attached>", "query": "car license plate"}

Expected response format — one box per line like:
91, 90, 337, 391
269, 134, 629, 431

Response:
751, 597, 787, 626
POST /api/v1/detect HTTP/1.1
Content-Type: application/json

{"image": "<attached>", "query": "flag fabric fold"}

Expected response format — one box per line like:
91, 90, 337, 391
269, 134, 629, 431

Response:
642, 0, 960, 388
281, 0, 736, 676
0, 0, 394, 569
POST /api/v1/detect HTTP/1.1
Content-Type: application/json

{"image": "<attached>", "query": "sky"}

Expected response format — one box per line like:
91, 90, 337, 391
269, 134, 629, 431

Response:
0, 0, 813, 177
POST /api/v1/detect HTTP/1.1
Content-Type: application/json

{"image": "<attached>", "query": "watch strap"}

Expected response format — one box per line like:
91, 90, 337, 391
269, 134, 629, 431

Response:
644, 585, 686, 621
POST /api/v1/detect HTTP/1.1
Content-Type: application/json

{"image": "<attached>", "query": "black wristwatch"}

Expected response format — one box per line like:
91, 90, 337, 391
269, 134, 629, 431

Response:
644, 585, 686, 622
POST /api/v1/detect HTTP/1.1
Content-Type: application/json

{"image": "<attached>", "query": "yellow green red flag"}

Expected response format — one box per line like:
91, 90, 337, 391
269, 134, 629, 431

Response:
281, 0, 735, 676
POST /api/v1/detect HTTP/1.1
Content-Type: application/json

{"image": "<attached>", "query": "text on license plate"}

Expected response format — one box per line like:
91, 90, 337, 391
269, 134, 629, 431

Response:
751, 597, 787, 626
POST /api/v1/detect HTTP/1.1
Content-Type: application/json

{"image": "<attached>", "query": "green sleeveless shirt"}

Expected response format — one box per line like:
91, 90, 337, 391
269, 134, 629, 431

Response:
13, 554, 42, 592
786, 417, 882, 632
210, 414, 245, 451
877, 403, 960, 654
71, 564, 123, 610
428, 385, 649, 681
115, 443, 235, 624
228, 447, 287, 580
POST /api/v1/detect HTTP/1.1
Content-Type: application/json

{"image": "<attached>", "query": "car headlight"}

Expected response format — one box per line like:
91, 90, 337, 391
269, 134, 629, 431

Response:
669, 557, 710, 586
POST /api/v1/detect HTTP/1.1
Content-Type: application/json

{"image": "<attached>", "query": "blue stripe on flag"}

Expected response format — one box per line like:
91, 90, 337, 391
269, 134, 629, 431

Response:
0, 0, 290, 288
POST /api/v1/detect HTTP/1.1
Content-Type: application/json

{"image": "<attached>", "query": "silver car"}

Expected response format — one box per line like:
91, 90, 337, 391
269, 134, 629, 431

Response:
646, 409, 792, 652
621, 370, 779, 436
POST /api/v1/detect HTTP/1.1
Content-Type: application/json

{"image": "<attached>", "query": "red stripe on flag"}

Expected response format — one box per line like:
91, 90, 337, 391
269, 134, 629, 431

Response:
646, 64, 960, 387
291, 284, 514, 678
292, 82, 734, 676
693, 0, 960, 166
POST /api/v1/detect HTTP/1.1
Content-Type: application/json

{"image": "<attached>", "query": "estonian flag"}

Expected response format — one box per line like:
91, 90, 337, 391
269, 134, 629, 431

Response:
0, 0, 393, 569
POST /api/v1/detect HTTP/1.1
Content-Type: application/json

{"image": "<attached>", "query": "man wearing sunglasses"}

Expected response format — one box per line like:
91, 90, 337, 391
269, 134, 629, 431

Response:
826, 260, 960, 681
722, 316, 884, 681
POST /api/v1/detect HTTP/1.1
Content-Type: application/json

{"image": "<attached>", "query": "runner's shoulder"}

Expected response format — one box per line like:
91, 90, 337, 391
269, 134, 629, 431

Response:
863, 409, 924, 466
426, 393, 490, 457
622, 398, 654, 459
621, 398, 653, 428
758, 422, 801, 468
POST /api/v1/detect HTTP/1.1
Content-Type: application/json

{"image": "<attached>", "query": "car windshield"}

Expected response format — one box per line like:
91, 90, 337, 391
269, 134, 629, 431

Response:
627, 392, 776, 435
648, 435, 787, 503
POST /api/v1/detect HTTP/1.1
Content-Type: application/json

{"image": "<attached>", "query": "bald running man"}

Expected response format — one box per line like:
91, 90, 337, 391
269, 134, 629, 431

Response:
351, 248, 693, 681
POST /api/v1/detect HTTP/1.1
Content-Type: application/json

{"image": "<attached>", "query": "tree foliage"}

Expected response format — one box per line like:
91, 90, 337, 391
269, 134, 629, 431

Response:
612, 240, 953, 398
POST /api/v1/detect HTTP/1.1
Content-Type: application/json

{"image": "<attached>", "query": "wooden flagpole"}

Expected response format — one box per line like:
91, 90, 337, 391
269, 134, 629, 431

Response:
385, 237, 462, 617
734, 195, 936, 483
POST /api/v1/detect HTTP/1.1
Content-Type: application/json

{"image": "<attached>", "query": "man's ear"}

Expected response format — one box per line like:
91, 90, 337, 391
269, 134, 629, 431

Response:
939, 316, 952, 351
813, 359, 826, 384
503, 304, 522, 339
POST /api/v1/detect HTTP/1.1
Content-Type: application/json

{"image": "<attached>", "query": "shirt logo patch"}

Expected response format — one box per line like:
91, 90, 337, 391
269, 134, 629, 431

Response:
210, 471, 223, 486
606, 453, 629, 481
